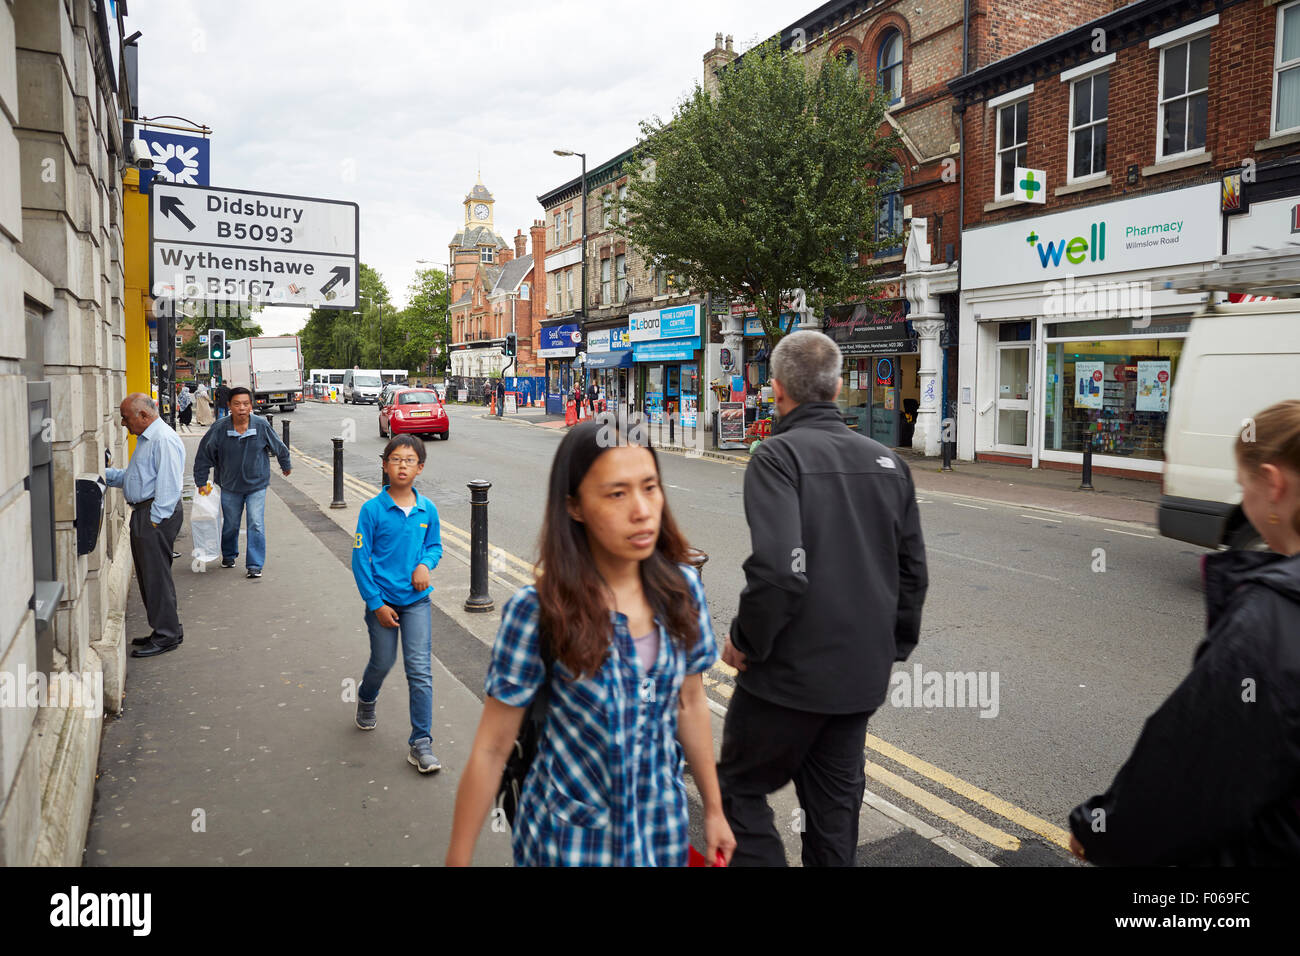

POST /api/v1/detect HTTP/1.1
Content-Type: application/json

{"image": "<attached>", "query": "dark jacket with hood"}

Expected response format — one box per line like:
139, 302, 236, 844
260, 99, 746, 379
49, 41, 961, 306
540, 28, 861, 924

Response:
1069, 549, 1300, 865
730, 401, 928, 714
193, 413, 291, 496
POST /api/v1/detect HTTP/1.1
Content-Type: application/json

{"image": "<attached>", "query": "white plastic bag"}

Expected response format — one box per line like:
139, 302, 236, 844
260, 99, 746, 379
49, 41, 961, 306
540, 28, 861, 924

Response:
190, 485, 222, 568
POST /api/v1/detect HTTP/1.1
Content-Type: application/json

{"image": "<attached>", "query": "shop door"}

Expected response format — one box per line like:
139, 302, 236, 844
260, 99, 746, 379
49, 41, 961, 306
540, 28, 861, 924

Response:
665, 365, 680, 445
995, 344, 1033, 450
869, 356, 900, 446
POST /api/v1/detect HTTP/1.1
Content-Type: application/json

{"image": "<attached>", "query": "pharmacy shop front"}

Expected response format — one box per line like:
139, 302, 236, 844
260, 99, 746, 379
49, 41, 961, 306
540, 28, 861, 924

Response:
957, 183, 1221, 476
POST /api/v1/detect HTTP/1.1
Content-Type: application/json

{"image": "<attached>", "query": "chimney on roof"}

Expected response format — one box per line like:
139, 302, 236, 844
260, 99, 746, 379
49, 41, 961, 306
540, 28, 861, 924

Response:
515, 229, 528, 259
703, 31, 737, 98
530, 219, 547, 315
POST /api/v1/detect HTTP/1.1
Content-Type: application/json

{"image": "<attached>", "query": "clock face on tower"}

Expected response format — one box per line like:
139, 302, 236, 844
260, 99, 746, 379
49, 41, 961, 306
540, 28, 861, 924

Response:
474, 203, 489, 221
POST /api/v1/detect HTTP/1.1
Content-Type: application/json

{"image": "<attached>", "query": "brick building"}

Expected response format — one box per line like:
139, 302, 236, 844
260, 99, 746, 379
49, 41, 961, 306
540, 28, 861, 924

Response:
446, 180, 546, 390
708, 0, 1115, 453
538, 150, 709, 447
950, 0, 1283, 477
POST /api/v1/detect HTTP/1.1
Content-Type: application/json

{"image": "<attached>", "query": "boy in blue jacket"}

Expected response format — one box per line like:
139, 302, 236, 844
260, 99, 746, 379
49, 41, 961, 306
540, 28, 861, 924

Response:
351, 435, 444, 773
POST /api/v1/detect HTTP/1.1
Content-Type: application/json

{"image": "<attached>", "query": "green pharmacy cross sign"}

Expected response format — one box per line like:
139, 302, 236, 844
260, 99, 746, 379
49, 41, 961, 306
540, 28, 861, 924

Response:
1014, 167, 1046, 204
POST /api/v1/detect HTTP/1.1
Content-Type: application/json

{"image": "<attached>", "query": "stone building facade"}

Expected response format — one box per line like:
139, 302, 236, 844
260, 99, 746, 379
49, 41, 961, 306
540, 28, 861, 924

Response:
1, 0, 136, 865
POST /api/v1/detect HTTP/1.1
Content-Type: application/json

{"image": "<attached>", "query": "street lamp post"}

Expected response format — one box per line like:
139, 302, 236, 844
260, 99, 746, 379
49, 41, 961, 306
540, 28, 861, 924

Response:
554, 149, 587, 396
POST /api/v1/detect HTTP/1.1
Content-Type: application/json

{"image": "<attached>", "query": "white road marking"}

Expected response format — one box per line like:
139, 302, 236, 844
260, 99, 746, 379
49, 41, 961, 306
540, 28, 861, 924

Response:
1018, 514, 1061, 523
927, 547, 1061, 582
950, 501, 988, 510
1104, 527, 1154, 538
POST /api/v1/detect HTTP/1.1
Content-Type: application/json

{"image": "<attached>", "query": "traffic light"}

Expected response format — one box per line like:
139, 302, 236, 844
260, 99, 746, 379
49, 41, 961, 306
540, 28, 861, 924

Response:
209, 329, 225, 362
502, 333, 517, 357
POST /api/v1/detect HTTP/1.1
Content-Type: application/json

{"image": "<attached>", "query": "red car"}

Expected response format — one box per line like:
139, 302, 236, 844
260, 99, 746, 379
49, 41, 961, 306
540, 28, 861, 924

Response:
379, 388, 449, 440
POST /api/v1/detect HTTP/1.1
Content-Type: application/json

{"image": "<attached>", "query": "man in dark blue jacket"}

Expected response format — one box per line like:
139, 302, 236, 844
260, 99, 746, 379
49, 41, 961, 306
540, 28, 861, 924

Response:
193, 387, 291, 578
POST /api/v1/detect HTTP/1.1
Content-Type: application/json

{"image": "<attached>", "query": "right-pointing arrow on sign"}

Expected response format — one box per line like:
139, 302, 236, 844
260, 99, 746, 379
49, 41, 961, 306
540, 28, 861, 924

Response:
159, 194, 196, 231
320, 265, 350, 296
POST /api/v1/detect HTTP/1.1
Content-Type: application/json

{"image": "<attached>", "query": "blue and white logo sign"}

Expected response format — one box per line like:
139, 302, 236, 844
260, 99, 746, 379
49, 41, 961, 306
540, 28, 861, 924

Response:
137, 129, 211, 192
628, 303, 699, 342
587, 328, 631, 352
538, 323, 580, 358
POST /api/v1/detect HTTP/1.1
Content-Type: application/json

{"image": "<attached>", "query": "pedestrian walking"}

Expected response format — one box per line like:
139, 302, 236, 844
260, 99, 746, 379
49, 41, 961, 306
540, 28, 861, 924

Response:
495, 378, 505, 418
1069, 399, 1300, 866
104, 393, 188, 659
177, 383, 193, 427
193, 382, 213, 427
587, 381, 599, 416
718, 330, 928, 866
446, 417, 735, 867
214, 382, 231, 420
192, 387, 291, 578
350, 435, 444, 774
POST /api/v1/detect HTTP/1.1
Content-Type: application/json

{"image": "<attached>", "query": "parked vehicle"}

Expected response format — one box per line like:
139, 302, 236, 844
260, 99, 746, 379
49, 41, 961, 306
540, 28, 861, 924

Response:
309, 368, 344, 400
380, 369, 409, 387
343, 368, 383, 404
379, 387, 449, 440
1159, 297, 1300, 549
221, 335, 303, 412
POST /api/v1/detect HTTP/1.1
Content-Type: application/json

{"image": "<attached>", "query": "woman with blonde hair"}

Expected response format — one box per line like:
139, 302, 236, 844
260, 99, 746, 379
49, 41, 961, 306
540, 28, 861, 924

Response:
1069, 399, 1300, 865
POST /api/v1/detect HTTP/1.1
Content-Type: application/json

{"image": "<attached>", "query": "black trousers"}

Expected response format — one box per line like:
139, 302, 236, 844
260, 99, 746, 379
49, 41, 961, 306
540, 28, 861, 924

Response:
129, 501, 183, 642
718, 685, 874, 867
179, 405, 193, 425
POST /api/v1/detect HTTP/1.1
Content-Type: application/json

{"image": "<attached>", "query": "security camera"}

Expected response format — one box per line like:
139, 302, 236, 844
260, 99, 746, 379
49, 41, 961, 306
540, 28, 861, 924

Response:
128, 139, 153, 169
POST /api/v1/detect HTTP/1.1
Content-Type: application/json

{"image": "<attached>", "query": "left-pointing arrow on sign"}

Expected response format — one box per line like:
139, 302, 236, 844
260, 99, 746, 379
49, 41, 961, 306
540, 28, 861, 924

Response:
320, 265, 350, 296
159, 194, 196, 231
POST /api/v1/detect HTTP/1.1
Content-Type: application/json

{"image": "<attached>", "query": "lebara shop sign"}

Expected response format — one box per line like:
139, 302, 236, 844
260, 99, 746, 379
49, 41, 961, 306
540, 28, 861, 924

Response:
629, 304, 699, 341
962, 182, 1220, 289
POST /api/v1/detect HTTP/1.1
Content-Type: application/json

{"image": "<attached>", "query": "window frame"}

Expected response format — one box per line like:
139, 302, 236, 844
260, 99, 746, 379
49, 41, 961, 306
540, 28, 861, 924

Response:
877, 29, 903, 104
994, 96, 1030, 199
1156, 33, 1211, 161
615, 253, 627, 302
565, 207, 574, 242
617, 183, 629, 225
1274, 0, 1300, 136
875, 163, 904, 257
601, 191, 613, 229
1067, 71, 1109, 183
600, 257, 612, 305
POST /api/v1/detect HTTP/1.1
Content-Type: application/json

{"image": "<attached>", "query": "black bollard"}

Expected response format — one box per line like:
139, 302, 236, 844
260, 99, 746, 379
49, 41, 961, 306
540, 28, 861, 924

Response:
281, 418, 290, 447
464, 479, 494, 613
941, 439, 953, 472
330, 437, 346, 509
1080, 445, 1095, 491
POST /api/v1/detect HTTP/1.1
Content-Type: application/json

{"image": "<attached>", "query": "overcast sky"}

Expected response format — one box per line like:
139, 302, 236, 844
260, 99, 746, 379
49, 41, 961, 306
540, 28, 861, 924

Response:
128, 0, 798, 334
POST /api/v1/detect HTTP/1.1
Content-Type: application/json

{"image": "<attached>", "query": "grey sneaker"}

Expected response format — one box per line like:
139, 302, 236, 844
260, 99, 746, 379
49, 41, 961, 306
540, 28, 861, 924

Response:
407, 737, 441, 774
355, 698, 377, 731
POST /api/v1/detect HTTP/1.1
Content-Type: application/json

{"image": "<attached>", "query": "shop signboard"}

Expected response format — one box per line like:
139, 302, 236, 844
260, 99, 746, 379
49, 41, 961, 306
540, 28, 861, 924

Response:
825, 302, 909, 355
743, 314, 797, 336
963, 182, 1220, 288
1075, 361, 1105, 409
1227, 193, 1300, 252
629, 304, 699, 342
538, 323, 580, 358
1136, 360, 1171, 412
632, 336, 701, 362
718, 401, 746, 448
586, 328, 631, 353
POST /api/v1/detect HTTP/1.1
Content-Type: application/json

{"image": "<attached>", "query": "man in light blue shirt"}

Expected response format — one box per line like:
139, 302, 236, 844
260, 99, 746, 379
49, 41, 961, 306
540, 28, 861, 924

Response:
105, 393, 188, 658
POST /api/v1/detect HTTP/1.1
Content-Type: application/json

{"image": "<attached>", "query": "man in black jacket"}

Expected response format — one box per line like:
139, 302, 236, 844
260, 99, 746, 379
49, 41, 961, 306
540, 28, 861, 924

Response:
718, 330, 928, 866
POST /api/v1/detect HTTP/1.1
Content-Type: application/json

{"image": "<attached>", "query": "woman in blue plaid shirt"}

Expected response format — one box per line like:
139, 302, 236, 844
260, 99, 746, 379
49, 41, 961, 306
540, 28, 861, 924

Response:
447, 417, 736, 866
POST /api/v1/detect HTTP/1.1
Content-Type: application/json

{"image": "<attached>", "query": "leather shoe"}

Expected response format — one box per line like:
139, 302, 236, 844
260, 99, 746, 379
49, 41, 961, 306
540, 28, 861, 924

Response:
131, 634, 182, 647
131, 638, 181, 658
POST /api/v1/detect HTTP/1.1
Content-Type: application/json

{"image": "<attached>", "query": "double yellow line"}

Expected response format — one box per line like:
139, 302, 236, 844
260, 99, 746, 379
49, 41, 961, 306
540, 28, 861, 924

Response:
290, 444, 1072, 855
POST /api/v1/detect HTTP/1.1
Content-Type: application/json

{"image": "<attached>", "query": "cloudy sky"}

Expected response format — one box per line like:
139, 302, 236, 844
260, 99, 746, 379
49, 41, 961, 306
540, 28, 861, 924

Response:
128, 0, 798, 334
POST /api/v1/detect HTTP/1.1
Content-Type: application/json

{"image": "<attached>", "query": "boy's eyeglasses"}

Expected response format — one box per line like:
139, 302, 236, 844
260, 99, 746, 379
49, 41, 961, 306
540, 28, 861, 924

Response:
386, 457, 421, 466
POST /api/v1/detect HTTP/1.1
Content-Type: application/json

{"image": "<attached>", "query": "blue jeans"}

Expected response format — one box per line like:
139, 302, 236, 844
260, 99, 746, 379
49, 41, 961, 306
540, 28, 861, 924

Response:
358, 596, 433, 745
220, 487, 267, 570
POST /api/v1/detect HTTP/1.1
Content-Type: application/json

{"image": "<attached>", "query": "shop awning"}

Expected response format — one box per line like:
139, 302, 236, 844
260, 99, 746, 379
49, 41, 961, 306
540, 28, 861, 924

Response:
586, 350, 633, 368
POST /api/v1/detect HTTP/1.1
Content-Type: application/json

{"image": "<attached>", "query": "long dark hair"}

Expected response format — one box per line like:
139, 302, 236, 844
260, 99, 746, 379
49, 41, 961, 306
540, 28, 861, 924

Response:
535, 417, 700, 677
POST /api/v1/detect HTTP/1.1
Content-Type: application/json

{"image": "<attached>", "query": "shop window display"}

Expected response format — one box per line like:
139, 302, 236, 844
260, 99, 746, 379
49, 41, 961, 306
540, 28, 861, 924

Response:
1043, 337, 1182, 460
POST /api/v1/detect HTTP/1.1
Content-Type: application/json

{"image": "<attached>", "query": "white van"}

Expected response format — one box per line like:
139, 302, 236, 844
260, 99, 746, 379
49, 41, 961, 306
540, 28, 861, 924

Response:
343, 368, 383, 404
1159, 297, 1300, 549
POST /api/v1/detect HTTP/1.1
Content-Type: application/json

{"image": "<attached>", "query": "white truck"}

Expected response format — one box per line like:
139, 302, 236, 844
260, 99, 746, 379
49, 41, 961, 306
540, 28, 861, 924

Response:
222, 335, 304, 413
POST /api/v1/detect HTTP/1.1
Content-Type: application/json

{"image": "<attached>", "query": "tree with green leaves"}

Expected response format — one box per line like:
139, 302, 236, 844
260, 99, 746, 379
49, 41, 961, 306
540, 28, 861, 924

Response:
621, 39, 903, 350
397, 266, 450, 374
297, 263, 391, 370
